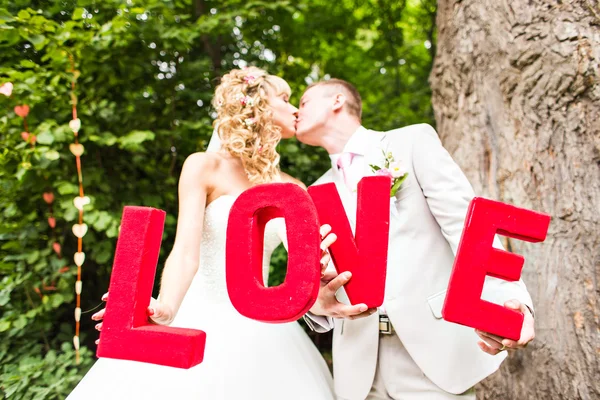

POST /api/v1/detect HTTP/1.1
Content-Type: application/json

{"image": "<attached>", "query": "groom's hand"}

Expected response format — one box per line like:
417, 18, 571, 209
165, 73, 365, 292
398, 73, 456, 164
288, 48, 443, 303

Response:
475, 299, 535, 355
309, 270, 377, 320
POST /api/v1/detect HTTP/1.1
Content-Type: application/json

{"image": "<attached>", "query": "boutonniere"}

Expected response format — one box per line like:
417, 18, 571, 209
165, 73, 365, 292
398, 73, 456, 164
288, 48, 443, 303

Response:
370, 149, 408, 197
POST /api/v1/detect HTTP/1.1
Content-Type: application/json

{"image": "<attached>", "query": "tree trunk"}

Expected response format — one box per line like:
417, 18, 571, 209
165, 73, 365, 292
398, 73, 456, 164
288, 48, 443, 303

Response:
430, 1, 600, 399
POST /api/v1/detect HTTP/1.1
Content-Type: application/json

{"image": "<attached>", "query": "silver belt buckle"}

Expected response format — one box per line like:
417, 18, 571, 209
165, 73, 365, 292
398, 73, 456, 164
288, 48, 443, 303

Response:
379, 315, 393, 335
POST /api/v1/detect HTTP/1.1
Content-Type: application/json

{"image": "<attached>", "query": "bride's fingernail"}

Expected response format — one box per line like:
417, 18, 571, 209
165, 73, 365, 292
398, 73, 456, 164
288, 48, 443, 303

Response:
359, 305, 368, 312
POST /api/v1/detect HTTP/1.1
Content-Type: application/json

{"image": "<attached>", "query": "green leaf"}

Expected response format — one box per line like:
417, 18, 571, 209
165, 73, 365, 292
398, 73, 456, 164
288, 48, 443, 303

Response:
390, 173, 408, 197
43, 150, 60, 161
106, 222, 119, 238
13, 315, 27, 329
26, 251, 40, 264
0, 27, 19, 45
118, 130, 156, 151
95, 249, 112, 264
49, 293, 65, 308
56, 182, 78, 195
356, 28, 378, 51
92, 211, 112, 231
15, 167, 27, 181
36, 131, 54, 145
3, 204, 18, 218
88, 132, 118, 146
17, 10, 30, 20
0, 289, 10, 306
63, 207, 77, 222
72, 8, 85, 20
28, 34, 46, 50
0, 320, 11, 332
0, 8, 15, 22
19, 59, 37, 68
369, 164, 381, 172
2, 241, 21, 250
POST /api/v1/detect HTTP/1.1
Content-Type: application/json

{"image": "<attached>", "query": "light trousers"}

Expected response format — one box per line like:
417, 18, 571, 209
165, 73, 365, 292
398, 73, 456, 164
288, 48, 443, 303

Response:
339, 333, 476, 400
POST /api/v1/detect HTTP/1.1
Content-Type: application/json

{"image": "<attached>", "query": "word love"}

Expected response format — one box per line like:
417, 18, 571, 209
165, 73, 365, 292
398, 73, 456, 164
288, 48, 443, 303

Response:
97, 177, 550, 369
97, 177, 390, 369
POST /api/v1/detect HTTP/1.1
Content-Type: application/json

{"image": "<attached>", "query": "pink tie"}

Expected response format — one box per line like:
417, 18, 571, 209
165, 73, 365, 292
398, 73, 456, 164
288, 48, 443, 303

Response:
336, 152, 355, 189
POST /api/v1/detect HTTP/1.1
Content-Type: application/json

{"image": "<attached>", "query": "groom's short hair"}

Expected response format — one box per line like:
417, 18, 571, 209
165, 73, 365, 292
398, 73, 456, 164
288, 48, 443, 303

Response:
307, 78, 362, 121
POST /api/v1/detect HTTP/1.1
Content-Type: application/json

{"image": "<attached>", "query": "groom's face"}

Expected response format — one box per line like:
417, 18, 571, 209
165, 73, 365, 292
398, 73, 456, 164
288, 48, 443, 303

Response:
295, 85, 332, 146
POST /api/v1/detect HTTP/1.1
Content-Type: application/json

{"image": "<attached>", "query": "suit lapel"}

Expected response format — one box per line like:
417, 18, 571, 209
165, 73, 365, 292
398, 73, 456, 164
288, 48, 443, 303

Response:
357, 132, 399, 216
361, 131, 389, 177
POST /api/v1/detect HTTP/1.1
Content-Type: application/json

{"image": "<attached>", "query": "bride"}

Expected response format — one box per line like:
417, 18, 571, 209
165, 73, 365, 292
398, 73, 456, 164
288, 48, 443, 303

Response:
67, 67, 336, 399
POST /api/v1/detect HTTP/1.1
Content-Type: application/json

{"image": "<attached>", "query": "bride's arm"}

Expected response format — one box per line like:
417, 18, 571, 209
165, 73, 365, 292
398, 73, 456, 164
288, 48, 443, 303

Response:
93, 153, 217, 331
152, 153, 217, 324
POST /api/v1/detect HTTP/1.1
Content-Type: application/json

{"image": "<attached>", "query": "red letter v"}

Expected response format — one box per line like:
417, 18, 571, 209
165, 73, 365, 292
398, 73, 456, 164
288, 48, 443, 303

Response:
308, 176, 391, 307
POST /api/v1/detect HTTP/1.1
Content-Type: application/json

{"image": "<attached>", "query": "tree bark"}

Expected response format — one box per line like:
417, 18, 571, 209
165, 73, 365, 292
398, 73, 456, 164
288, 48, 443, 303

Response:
430, 1, 600, 399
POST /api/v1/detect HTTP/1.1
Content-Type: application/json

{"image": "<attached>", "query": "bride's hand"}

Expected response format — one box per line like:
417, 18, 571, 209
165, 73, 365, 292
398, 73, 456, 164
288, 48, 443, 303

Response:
319, 224, 337, 275
91, 292, 175, 344
147, 297, 175, 326
91, 292, 109, 344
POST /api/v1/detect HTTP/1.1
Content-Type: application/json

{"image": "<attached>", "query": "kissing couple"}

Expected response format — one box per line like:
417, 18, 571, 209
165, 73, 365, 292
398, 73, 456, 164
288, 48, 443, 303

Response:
68, 67, 536, 400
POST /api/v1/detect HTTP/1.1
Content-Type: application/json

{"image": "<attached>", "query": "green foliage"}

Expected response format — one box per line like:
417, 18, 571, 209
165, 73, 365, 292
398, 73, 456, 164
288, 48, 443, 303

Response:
0, 0, 436, 397
1, 343, 93, 399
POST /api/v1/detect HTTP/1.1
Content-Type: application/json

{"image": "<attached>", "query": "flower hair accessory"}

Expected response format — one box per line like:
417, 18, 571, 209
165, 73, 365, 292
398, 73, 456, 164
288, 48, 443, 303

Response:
235, 92, 254, 107
244, 118, 256, 127
241, 96, 254, 107
243, 75, 256, 85
370, 149, 408, 197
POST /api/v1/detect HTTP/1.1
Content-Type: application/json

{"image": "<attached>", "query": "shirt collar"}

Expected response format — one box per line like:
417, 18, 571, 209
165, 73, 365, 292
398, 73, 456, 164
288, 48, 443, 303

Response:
329, 126, 368, 169
328, 125, 369, 160
329, 154, 344, 173
342, 126, 369, 156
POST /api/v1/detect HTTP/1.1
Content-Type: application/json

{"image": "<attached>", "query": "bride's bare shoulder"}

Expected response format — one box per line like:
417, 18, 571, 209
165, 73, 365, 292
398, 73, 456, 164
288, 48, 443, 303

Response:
280, 172, 307, 190
179, 152, 226, 185
182, 152, 228, 172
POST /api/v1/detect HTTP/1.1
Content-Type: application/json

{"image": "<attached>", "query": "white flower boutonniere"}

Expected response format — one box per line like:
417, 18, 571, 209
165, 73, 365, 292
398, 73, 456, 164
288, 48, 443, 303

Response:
369, 149, 408, 197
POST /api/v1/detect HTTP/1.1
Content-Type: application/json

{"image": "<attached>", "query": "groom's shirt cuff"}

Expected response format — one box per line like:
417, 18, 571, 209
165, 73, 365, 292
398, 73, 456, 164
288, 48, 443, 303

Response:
303, 312, 334, 333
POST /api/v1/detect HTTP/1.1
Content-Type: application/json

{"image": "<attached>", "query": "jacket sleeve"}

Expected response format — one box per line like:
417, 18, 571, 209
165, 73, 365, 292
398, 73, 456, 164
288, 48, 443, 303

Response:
410, 124, 534, 314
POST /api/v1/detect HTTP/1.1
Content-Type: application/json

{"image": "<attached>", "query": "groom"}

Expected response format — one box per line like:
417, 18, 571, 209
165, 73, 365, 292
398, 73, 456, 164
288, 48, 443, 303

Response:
296, 79, 536, 400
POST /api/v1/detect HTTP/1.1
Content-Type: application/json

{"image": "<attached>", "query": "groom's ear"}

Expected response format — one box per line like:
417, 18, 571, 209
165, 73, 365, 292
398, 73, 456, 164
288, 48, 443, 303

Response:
332, 93, 347, 112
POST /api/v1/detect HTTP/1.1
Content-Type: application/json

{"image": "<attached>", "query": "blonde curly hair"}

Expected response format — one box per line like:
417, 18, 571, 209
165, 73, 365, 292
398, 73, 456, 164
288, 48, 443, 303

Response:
212, 67, 291, 184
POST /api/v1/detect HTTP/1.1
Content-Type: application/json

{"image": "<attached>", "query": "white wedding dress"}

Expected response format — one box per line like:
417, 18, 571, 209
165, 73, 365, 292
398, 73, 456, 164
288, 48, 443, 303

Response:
68, 195, 334, 400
